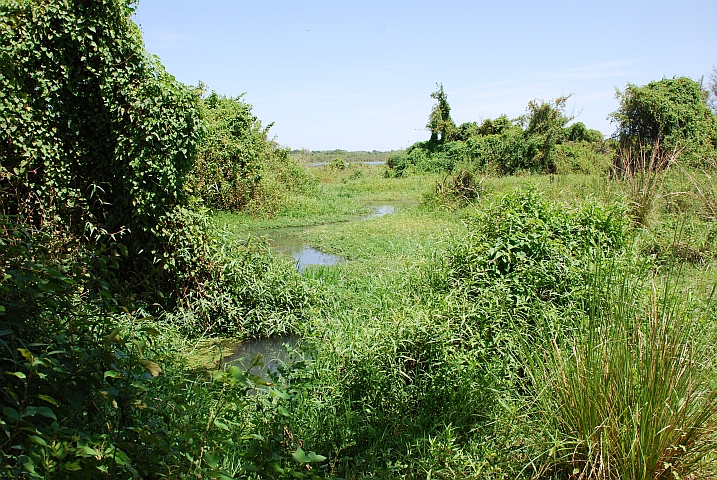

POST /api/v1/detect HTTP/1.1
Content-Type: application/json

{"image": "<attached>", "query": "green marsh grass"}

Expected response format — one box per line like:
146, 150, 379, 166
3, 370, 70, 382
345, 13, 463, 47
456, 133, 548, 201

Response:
195, 163, 717, 478
523, 263, 717, 479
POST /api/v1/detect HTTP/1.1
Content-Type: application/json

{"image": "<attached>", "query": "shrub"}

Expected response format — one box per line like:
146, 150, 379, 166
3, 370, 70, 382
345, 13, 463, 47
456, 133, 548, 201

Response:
554, 141, 612, 175
467, 126, 531, 174
426, 169, 484, 210
611, 77, 717, 168
438, 188, 630, 307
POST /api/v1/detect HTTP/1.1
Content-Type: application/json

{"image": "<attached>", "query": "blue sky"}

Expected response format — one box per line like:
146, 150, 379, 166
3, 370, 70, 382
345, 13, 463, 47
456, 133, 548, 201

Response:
133, 1, 717, 151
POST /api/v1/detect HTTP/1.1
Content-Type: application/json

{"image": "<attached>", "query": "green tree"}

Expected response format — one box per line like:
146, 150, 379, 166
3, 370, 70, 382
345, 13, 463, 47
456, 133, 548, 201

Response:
192, 91, 271, 210
427, 83, 457, 144
610, 77, 717, 167
521, 96, 572, 173
0, 0, 205, 307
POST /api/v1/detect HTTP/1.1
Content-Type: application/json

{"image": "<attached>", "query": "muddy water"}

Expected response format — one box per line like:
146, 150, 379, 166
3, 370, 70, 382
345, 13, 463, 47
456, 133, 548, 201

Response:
223, 335, 302, 381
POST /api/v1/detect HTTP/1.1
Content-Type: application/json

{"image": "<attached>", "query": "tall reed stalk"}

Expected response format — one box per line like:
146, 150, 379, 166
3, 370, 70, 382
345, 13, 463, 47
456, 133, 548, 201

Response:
678, 157, 717, 222
614, 142, 675, 227
524, 264, 717, 479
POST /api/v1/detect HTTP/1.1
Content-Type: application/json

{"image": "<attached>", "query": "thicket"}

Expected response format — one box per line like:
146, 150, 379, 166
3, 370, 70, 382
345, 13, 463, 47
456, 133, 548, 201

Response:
283, 187, 717, 478
0, 1, 310, 477
611, 77, 717, 170
388, 88, 608, 177
192, 92, 317, 215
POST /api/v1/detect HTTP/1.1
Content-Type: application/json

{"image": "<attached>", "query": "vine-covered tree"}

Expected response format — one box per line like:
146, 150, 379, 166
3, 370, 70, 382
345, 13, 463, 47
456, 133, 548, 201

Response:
610, 77, 717, 167
0, 0, 203, 241
520, 96, 572, 173
427, 83, 457, 143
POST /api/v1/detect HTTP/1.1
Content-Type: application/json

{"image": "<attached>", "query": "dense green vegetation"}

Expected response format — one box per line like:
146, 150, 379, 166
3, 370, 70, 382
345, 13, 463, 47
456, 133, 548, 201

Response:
288, 149, 394, 167
388, 87, 611, 177
2, 1, 717, 479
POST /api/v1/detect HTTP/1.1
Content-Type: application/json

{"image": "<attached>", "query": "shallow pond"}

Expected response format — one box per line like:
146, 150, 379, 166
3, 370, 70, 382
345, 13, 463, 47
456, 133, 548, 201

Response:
266, 228, 342, 271
223, 335, 302, 381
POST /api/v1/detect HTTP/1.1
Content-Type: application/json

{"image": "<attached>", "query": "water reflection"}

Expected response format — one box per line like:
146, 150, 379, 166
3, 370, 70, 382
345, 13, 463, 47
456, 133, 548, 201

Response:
223, 335, 302, 381
256, 200, 406, 270
267, 229, 341, 271
360, 204, 397, 220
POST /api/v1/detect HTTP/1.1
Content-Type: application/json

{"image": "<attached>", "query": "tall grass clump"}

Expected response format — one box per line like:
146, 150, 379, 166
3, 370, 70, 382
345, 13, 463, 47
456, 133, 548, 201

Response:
523, 266, 717, 479
613, 142, 676, 227
679, 157, 717, 222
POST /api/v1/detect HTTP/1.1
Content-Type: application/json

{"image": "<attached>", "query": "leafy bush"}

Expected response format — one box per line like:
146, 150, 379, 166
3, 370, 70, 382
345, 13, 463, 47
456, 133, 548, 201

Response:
161, 230, 311, 338
611, 77, 717, 168
467, 126, 531, 174
191, 92, 270, 210
0, 218, 313, 478
437, 188, 630, 309
554, 140, 612, 175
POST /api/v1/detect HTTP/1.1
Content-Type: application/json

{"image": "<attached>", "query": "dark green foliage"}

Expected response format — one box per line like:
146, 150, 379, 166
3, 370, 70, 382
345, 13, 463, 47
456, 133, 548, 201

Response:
611, 77, 717, 167
0, 0, 207, 311
387, 141, 459, 176
191, 91, 318, 216
466, 124, 530, 174
390, 92, 604, 176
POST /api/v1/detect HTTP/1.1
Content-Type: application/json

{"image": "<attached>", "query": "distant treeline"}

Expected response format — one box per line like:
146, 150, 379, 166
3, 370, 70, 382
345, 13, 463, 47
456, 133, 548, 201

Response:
389, 79, 717, 177
289, 149, 397, 165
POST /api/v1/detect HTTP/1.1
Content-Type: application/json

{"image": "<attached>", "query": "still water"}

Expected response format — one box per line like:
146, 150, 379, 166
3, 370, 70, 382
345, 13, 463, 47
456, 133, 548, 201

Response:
223, 335, 302, 381
267, 229, 342, 271
259, 201, 407, 270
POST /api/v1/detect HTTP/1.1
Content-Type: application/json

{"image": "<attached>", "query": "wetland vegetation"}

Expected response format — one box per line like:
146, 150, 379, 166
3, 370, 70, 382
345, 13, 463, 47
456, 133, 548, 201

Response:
2, 1, 717, 479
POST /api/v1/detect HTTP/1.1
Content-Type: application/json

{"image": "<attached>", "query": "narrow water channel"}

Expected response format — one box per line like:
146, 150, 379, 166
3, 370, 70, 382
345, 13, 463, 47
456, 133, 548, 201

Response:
228, 201, 408, 372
